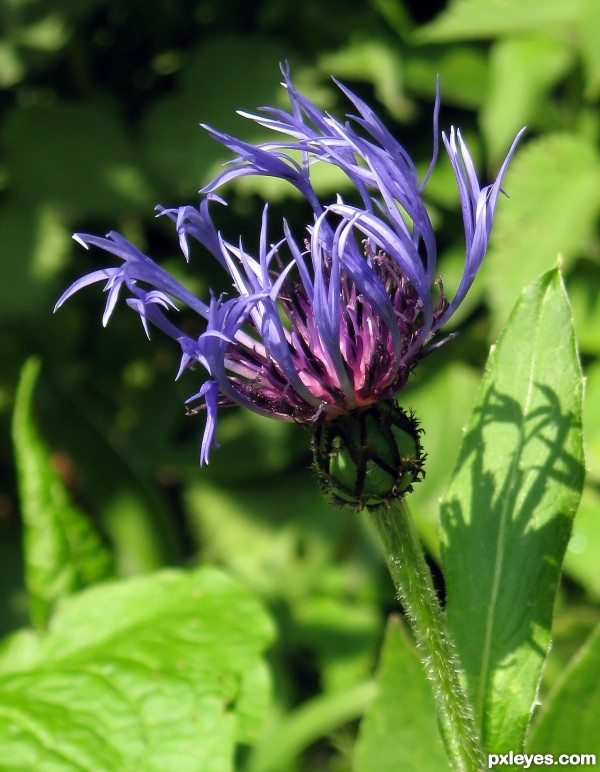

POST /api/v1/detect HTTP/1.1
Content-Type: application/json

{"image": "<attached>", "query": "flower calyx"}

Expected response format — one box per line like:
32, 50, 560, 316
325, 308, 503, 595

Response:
311, 400, 425, 510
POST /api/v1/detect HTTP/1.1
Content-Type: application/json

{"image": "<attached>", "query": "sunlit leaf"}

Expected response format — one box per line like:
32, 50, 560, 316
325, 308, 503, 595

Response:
0, 567, 274, 770
441, 269, 585, 754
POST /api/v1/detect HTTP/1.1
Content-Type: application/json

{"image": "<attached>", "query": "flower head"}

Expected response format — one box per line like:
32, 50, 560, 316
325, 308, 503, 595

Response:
56, 67, 523, 465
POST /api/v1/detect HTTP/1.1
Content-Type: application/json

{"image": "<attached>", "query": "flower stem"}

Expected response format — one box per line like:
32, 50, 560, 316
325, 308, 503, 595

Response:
368, 500, 485, 772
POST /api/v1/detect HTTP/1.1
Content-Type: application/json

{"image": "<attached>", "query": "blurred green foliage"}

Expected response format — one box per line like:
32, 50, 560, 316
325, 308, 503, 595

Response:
2, 0, 600, 768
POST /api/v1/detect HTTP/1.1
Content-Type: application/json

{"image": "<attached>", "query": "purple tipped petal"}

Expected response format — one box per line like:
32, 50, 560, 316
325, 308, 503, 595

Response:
186, 379, 220, 465
54, 268, 121, 312
436, 127, 525, 328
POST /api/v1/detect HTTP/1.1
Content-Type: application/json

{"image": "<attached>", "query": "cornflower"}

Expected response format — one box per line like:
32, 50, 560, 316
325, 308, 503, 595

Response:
56, 67, 522, 503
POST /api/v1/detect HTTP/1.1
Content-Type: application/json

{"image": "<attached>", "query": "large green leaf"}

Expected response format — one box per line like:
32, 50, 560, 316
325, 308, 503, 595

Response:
0, 567, 274, 770
441, 269, 585, 754
353, 616, 448, 771
527, 623, 600, 757
12, 358, 112, 629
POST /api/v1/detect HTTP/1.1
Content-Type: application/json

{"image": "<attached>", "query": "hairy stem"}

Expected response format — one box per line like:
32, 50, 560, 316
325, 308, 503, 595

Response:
368, 500, 485, 772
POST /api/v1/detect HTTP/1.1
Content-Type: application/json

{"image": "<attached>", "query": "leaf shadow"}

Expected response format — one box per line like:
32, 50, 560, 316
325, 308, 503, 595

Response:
441, 380, 584, 745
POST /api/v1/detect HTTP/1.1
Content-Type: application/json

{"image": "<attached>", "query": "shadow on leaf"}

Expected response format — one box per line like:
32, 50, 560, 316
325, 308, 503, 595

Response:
441, 379, 584, 751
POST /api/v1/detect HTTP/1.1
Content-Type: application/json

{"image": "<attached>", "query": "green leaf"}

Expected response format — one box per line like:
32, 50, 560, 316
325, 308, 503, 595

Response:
441, 269, 585, 754
185, 470, 383, 692
527, 623, 600, 757
567, 260, 600, 356
538, 605, 600, 702
579, 0, 600, 99
0, 9, 69, 87
481, 37, 573, 164
417, 0, 582, 42
353, 616, 447, 771
582, 361, 600, 479
483, 134, 600, 333
563, 487, 600, 600
248, 681, 376, 772
0, 567, 274, 770
404, 48, 489, 110
293, 594, 380, 693
11, 358, 112, 629
40, 376, 182, 574
184, 469, 375, 599
0, 40, 24, 89
319, 40, 413, 120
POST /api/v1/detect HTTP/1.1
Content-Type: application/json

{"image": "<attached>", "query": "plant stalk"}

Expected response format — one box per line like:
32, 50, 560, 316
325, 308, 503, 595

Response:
368, 500, 485, 772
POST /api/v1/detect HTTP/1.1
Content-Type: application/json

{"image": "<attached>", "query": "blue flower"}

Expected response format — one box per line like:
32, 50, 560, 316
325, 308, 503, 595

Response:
56, 68, 523, 464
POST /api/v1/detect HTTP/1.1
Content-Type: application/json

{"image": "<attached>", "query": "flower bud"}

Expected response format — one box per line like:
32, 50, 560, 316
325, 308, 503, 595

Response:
311, 401, 425, 509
